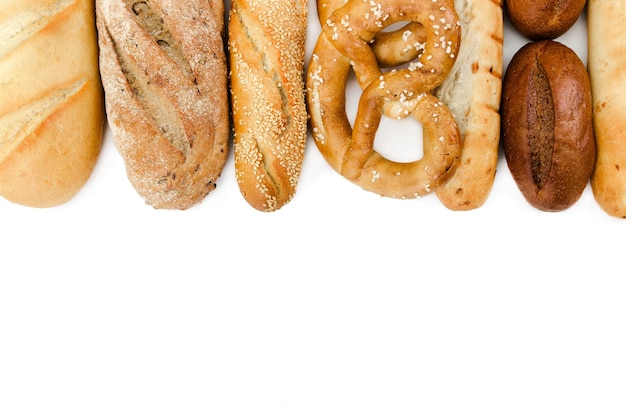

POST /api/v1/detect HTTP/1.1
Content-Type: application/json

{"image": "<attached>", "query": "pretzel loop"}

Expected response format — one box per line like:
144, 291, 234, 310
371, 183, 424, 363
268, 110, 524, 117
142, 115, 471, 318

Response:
307, 0, 462, 198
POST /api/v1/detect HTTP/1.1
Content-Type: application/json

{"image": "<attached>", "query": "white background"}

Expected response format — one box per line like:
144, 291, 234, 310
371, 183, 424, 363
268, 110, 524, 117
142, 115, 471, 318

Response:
2, 2, 625, 407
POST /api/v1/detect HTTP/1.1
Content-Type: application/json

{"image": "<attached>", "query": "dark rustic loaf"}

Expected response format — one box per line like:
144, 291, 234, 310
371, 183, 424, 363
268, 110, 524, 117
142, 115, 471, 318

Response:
96, 0, 229, 210
501, 40, 595, 211
0, 0, 104, 208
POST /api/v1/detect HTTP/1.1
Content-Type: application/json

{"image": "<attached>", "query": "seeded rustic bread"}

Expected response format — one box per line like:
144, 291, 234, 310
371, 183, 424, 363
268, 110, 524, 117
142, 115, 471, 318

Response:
433, 0, 504, 210
228, 0, 308, 212
0, 0, 104, 208
588, 0, 626, 218
96, 0, 229, 210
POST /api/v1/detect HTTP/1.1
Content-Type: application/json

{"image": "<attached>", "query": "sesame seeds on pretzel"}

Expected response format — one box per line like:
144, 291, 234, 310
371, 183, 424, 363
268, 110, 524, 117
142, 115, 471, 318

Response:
307, 0, 462, 199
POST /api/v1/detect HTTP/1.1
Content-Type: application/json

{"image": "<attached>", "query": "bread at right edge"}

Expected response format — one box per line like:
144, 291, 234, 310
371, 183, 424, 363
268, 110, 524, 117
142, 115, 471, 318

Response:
588, 0, 626, 219
434, 0, 503, 211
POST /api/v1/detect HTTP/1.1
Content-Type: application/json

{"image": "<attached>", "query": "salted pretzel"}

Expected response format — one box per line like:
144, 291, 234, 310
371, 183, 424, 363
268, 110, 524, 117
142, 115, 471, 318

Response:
371, 21, 427, 68
307, 0, 462, 199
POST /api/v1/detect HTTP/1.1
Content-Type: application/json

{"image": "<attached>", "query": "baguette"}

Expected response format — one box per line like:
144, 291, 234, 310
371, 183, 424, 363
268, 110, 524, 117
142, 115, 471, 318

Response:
228, 0, 308, 212
0, 0, 104, 208
433, 0, 503, 210
96, 0, 229, 210
588, 0, 626, 218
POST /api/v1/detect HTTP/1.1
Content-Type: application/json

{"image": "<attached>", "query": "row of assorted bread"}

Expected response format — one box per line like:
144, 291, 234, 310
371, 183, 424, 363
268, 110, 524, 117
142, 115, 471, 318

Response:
0, 0, 624, 218
503, 0, 626, 218
0, 0, 306, 211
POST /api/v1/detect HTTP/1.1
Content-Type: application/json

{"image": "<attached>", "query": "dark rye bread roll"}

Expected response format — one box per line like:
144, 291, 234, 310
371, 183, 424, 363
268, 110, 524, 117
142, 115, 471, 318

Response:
0, 0, 104, 208
504, 0, 586, 40
228, 0, 308, 212
501, 40, 595, 211
96, 0, 229, 210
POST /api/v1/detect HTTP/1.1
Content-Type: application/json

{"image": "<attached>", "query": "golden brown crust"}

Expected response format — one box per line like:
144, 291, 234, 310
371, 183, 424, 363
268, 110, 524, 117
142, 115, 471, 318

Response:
228, 0, 308, 212
433, 0, 503, 210
588, 0, 626, 218
0, 0, 104, 208
370, 22, 426, 68
96, 0, 229, 210
505, 0, 586, 40
502, 40, 595, 212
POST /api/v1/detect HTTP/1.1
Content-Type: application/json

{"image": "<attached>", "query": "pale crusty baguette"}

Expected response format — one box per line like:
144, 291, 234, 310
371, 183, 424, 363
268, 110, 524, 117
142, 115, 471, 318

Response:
0, 0, 104, 208
434, 0, 504, 210
228, 0, 308, 212
588, 0, 626, 218
96, 0, 229, 210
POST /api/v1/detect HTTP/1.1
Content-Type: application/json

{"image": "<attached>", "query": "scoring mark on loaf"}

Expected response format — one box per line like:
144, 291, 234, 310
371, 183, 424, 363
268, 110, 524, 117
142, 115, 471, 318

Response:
528, 56, 555, 189
229, 1, 308, 208
0, 0, 74, 61
100, 5, 192, 157
231, 6, 293, 130
126, 1, 195, 84
0, 79, 86, 163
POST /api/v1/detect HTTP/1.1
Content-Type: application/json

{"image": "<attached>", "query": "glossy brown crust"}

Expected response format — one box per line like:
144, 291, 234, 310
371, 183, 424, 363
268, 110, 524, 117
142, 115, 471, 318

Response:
0, 0, 104, 208
501, 40, 595, 211
228, 0, 308, 212
505, 0, 586, 40
307, 0, 462, 199
96, 0, 229, 210
365, 0, 503, 209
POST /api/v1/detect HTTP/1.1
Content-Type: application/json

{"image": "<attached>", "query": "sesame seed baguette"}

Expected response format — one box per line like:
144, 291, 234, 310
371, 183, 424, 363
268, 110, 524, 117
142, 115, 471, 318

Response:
96, 0, 229, 210
228, 0, 308, 212
0, 0, 104, 208
433, 0, 504, 210
588, 0, 626, 218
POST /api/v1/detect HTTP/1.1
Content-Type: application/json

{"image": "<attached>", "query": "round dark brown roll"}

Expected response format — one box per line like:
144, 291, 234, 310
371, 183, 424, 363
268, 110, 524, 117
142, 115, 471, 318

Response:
501, 40, 595, 212
504, 0, 586, 40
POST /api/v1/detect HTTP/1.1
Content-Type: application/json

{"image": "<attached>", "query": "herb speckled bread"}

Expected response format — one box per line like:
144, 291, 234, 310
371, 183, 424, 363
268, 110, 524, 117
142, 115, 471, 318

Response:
96, 0, 229, 210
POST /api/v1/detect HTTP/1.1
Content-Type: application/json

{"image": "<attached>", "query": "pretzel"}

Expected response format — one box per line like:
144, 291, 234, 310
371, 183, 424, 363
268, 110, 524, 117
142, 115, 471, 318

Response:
371, 22, 427, 68
307, 0, 462, 199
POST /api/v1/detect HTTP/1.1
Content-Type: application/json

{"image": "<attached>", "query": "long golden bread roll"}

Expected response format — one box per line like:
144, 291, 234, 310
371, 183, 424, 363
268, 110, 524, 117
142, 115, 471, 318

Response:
0, 0, 104, 208
228, 0, 308, 212
96, 0, 229, 210
588, 0, 626, 218
433, 0, 504, 210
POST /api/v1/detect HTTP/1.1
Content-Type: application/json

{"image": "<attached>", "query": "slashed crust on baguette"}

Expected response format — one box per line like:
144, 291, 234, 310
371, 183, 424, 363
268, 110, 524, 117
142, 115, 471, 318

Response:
96, 0, 229, 210
228, 0, 308, 212
434, 0, 503, 210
